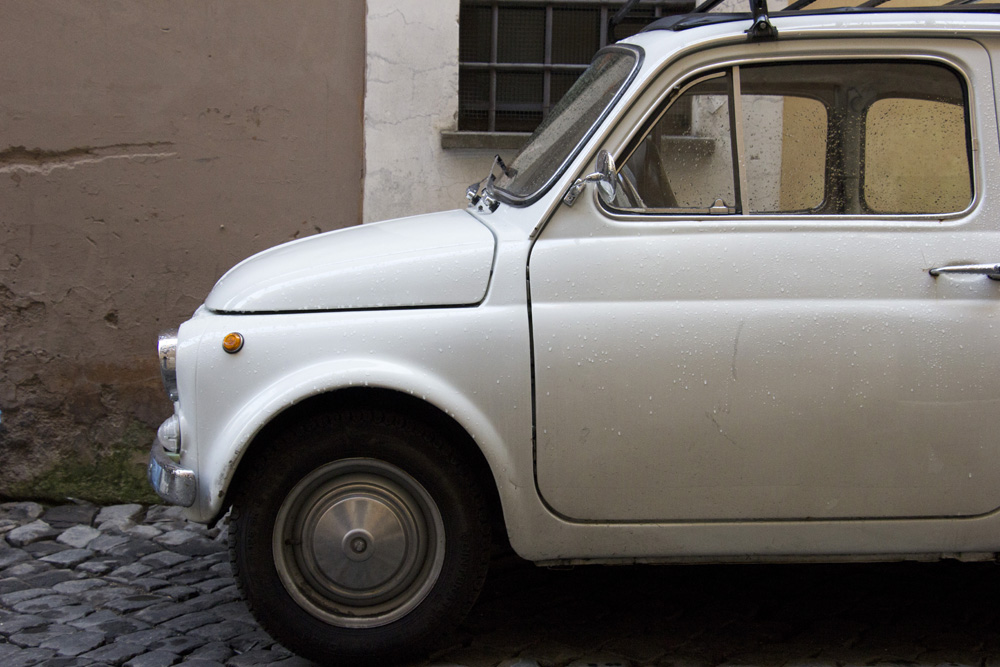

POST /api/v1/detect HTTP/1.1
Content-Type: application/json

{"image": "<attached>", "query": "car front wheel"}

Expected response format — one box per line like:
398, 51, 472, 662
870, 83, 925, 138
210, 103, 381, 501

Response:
228, 409, 491, 665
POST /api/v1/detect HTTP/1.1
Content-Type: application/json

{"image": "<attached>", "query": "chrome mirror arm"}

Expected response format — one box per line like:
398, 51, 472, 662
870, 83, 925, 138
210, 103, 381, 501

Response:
563, 150, 618, 207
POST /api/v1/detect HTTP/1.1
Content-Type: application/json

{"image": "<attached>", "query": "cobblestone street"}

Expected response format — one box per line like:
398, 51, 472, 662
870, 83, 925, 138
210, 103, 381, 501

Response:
0, 501, 998, 667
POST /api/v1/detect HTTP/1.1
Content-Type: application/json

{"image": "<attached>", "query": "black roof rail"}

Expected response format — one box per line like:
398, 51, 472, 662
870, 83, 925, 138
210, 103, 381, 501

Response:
642, 0, 1000, 35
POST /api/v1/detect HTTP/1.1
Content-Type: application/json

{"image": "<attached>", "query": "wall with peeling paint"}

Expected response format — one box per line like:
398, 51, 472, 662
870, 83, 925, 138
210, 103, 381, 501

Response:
363, 0, 497, 223
0, 1, 366, 501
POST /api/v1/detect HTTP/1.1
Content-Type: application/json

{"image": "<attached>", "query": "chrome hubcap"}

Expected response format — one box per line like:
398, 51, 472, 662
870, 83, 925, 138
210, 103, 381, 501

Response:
273, 458, 445, 628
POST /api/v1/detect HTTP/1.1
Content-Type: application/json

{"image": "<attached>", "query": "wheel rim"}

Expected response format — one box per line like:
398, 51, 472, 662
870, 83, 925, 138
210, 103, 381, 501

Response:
272, 458, 446, 628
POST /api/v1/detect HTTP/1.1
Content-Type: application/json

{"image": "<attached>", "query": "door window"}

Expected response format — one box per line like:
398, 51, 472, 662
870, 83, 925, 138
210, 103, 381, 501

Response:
611, 60, 972, 217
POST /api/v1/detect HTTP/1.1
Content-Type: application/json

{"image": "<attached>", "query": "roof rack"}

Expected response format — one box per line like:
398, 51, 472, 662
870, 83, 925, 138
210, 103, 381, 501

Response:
639, 0, 1000, 37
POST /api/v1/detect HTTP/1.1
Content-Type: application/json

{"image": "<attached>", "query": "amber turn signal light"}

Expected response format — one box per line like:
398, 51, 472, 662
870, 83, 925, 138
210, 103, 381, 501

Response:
222, 332, 244, 354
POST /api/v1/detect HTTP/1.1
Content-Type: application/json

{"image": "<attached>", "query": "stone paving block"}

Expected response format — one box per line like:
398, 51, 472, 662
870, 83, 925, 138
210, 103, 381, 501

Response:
0, 611, 48, 635
124, 649, 181, 667
170, 537, 226, 557
144, 506, 187, 523
109, 539, 164, 560
146, 579, 198, 602
8, 622, 77, 648
11, 593, 74, 613
0, 586, 54, 606
89, 533, 132, 554
157, 560, 208, 579
40, 548, 95, 568
24, 567, 83, 589
149, 521, 191, 534
109, 562, 155, 579
209, 601, 255, 623
131, 577, 171, 592
226, 629, 274, 653
80, 640, 146, 665
114, 626, 174, 647
181, 661, 225, 667
92, 617, 150, 636
0, 576, 31, 595
40, 629, 108, 656
2, 646, 57, 667
77, 557, 126, 575
139, 550, 191, 569
193, 576, 234, 594
36, 656, 94, 667
187, 620, 254, 642
154, 530, 198, 547
127, 525, 164, 540
134, 601, 190, 625
58, 525, 102, 549
181, 587, 242, 613
102, 594, 164, 613
54, 578, 108, 595
7, 519, 61, 547
226, 648, 291, 665
43, 504, 99, 529
97, 504, 145, 526
201, 552, 230, 566
2, 560, 54, 577
38, 603, 96, 624
23, 540, 73, 557
186, 641, 234, 662
163, 609, 224, 633
0, 501, 45, 523
0, 642, 23, 661
165, 569, 217, 586
0, 519, 17, 534
68, 609, 123, 629
0, 546, 31, 568
148, 633, 208, 655
80, 582, 142, 606
23, 553, 73, 586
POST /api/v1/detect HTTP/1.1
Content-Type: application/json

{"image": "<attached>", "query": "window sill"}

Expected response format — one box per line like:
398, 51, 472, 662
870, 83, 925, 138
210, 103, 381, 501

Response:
441, 131, 532, 151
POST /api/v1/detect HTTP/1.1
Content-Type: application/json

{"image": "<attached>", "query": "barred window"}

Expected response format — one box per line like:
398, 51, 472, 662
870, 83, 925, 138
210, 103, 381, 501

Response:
458, 1, 693, 133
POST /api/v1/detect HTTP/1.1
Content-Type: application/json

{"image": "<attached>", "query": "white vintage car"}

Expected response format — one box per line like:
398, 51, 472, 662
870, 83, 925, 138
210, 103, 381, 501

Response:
150, 3, 1000, 664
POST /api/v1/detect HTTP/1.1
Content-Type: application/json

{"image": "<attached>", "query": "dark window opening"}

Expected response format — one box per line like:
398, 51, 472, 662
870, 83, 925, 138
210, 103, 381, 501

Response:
458, 1, 692, 133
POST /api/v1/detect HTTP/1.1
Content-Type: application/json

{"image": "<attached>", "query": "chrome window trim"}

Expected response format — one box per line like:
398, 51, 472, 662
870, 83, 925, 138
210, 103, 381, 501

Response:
597, 45, 981, 225
491, 44, 645, 208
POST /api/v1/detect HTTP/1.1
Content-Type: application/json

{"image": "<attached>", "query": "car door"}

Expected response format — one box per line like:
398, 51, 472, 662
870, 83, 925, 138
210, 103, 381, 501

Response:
529, 38, 1000, 523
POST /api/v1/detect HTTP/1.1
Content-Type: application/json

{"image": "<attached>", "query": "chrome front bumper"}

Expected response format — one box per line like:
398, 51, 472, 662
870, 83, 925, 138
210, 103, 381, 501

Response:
148, 439, 197, 507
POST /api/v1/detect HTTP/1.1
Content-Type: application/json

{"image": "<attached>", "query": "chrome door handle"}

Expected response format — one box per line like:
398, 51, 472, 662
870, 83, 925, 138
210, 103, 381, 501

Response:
929, 263, 1000, 279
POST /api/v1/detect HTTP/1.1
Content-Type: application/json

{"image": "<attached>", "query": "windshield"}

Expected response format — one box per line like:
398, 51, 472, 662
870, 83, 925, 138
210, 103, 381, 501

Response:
491, 46, 641, 205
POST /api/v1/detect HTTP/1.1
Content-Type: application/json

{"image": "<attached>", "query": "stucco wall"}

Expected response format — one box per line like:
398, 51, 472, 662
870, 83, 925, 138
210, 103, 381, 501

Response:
362, 1, 791, 224
364, 0, 498, 223
0, 1, 365, 501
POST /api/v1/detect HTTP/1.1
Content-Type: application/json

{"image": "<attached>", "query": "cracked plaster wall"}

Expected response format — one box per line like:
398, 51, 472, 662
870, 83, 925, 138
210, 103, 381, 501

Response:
1, 1, 365, 500
363, 0, 497, 223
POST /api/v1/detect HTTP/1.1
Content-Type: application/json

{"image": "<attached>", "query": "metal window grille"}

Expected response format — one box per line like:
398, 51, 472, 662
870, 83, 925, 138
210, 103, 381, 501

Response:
459, 1, 693, 132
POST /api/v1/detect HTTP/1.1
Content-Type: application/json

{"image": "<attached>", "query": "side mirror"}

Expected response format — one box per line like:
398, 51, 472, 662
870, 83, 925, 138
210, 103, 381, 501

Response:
563, 150, 617, 207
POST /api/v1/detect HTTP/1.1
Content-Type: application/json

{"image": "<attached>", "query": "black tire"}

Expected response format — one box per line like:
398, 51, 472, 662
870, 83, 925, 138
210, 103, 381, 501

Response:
228, 409, 491, 666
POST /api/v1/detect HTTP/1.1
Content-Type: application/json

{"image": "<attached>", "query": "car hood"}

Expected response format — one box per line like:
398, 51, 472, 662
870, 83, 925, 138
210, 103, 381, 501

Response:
205, 210, 496, 313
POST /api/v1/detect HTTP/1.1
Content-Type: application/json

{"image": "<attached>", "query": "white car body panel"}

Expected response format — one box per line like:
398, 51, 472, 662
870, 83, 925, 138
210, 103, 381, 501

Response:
531, 37, 1000, 522
205, 210, 495, 312
163, 13, 1000, 565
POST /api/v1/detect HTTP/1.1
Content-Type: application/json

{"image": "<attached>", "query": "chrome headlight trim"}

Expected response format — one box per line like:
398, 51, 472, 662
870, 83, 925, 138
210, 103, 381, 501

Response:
158, 329, 179, 402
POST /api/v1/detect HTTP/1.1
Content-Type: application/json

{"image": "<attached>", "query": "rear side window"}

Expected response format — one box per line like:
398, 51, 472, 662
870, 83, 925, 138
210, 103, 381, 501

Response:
611, 60, 972, 217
